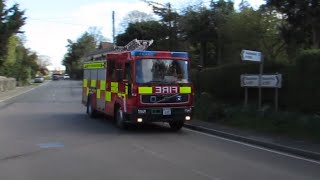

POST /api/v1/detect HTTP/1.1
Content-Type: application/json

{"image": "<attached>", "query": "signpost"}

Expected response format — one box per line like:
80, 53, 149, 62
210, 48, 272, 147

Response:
241, 74, 282, 88
241, 50, 282, 111
240, 50, 262, 62
241, 74, 282, 111
241, 50, 264, 109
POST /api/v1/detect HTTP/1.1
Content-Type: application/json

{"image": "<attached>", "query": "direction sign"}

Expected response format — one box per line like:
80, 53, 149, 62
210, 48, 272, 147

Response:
241, 74, 282, 88
240, 50, 262, 62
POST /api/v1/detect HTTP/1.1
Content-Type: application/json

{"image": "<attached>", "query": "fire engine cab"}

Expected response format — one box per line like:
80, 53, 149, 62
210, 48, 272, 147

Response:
82, 39, 194, 130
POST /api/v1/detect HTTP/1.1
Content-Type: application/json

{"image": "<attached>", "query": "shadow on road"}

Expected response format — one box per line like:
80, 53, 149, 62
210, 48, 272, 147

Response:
12, 112, 185, 136
99, 115, 184, 135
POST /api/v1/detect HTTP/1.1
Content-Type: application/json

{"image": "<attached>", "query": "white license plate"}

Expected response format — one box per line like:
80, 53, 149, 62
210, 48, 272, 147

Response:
163, 108, 171, 115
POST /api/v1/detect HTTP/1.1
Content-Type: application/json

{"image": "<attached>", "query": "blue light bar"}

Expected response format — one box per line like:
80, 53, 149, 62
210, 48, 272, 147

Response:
171, 52, 188, 58
131, 50, 156, 57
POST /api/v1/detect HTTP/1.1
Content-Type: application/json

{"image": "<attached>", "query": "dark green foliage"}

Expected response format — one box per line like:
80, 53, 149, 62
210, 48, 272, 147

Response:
142, 1, 181, 51
288, 49, 320, 112
116, 21, 168, 50
116, 1, 288, 67
0, 1, 26, 65
0, 1, 36, 84
222, 107, 320, 142
194, 48, 320, 113
197, 62, 286, 103
62, 32, 97, 79
266, 0, 320, 49
0, 35, 40, 84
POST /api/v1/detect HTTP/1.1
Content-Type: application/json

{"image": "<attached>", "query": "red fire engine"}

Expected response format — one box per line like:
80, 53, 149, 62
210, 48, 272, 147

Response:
82, 39, 194, 130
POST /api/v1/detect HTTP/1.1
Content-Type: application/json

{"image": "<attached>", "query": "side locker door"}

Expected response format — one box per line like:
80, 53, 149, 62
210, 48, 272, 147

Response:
83, 69, 90, 104
118, 62, 126, 99
122, 62, 132, 113
90, 68, 98, 105
124, 61, 132, 96
105, 59, 115, 115
97, 67, 106, 111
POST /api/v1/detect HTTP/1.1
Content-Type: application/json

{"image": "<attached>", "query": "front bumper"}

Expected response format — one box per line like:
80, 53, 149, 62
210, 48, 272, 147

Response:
125, 106, 193, 123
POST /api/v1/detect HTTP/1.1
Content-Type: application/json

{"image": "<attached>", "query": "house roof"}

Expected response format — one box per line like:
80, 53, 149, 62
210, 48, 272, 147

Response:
99, 42, 114, 49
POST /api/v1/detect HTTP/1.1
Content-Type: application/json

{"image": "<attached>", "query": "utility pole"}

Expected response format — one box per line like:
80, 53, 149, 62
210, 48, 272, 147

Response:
112, 11, 115, 45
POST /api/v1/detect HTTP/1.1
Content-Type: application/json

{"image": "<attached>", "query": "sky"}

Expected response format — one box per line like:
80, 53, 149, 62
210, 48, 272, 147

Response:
7, 0, 265, 70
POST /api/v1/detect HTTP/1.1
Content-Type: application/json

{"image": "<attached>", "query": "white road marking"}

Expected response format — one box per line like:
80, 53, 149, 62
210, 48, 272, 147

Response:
37, 142, 64, 149
185, 128, 320, 165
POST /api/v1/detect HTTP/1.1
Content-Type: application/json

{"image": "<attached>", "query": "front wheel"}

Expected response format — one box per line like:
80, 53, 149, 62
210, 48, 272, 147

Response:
87, 98, 98, 118
169, 121, 184, 131
115, 107, 128, 129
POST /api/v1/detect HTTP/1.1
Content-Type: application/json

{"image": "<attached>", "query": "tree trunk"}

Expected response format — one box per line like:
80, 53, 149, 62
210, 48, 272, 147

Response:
200, 42, 207, 67
312, 24, 320, 48
216, 33, 223, 65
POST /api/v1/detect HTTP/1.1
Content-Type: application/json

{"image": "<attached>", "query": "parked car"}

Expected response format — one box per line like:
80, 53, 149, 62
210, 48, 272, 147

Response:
63, 74, 70, 79
52, 74, 60, 80
34, 76, 44, 83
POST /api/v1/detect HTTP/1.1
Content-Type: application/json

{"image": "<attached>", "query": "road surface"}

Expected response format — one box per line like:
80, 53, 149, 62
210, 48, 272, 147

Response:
0, 80, 319, 180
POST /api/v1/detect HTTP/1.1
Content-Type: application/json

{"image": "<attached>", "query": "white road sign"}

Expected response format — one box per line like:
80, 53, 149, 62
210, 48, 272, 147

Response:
241, 74, 282, 88
240, 50, 262, 62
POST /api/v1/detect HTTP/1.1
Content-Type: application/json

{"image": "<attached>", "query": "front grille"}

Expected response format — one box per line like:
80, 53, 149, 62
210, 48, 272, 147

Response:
141, 94, 189, 104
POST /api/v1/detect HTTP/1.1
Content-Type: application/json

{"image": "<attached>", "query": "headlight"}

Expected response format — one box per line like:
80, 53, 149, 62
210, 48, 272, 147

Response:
138, 109, 147, 114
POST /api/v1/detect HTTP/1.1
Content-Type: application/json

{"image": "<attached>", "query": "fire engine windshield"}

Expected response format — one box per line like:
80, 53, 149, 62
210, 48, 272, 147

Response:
135, 59, 190, 84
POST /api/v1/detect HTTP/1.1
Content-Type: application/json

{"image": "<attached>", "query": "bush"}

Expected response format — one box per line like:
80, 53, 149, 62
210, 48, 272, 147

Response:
193, 92, 226, 121
192, 50, 320, 113
197, 62, 287, 104
288, 49, 320, 112
222, 107, 320, 142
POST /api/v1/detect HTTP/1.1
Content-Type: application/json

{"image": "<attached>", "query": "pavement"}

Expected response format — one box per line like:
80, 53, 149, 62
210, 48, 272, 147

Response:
0, 80, 319, 180
0, 84, 38, 102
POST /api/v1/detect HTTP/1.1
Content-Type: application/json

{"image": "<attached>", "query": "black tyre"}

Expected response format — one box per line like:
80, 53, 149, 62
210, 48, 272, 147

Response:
87, 97, 98, 118
115, 106, 128, 129
169, 121, 184, 131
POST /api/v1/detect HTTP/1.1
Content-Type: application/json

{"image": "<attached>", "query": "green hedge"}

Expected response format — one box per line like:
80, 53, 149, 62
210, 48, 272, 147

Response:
288, 49, 320, 112
192, 49, 320, 113
194, 62, 287, 104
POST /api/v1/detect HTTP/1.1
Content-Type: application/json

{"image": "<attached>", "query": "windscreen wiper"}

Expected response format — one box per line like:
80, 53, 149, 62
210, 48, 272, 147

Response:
147, 80, 169, 84
154, 93, 179, 103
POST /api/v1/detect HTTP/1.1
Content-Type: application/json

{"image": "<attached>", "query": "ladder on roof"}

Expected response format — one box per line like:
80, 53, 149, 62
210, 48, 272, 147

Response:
84, 39, 153, 61
123, 39, 154, 51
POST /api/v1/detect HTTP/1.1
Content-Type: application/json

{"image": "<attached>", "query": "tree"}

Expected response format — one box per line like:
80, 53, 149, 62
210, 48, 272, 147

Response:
180, 0, 235, 66
87, 26, 108, 44
119, 10, 155, 33
239, 0, 251, 11
0, 1, 26, 65
0, 35, 40, 84
258, 6, 287, 62
62, 32, 96, 79
209, 0, 235, 65
37, 55, 51, 75
116, 21, 167, 50
266, 0, 320, 48
5, 35, 19, 65
143, 1, 181, 50
180, 5, 215, 67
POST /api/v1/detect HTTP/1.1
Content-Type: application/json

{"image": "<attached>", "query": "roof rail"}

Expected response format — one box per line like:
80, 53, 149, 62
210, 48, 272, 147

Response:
84, 39, 153, 61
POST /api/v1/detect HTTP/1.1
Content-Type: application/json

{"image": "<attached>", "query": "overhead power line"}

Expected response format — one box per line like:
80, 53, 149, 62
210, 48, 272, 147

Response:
28, 18, 95, 27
